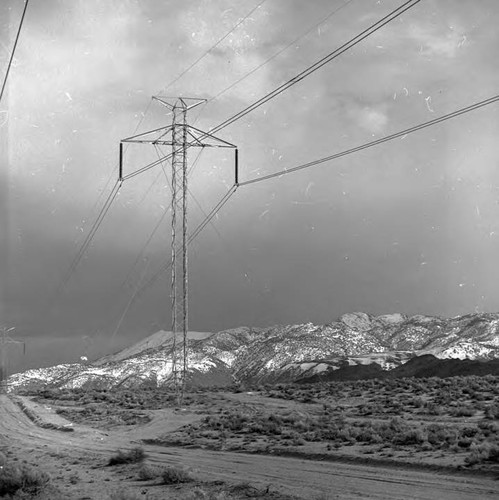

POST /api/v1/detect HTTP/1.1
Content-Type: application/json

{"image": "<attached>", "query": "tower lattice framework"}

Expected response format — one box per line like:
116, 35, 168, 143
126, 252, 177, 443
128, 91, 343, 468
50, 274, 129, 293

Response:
121, 96, 237, 402
170, 100, 188, 393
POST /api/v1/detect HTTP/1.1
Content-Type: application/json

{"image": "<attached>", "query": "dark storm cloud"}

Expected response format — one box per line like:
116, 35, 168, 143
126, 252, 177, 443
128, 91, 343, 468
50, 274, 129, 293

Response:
3, 0, 499, 371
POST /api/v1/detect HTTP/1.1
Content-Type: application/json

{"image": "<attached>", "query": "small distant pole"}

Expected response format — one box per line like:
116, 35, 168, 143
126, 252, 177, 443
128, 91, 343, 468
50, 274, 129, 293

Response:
0, 326, 25, 394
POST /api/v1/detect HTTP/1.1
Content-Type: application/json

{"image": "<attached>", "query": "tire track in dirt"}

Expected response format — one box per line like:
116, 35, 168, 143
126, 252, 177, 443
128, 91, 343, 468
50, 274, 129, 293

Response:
0, 395, 497, 499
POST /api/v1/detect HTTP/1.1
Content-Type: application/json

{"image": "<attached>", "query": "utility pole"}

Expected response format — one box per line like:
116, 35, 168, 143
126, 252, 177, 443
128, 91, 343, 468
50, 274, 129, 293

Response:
0, 327, 25, 394
120, 96, 237, 403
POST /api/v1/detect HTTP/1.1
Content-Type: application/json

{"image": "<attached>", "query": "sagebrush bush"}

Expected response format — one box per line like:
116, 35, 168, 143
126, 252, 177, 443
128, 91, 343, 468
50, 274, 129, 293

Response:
392, 429, 426, 446
485, 403, 499, 420
451, 405, 475, 417
161, 466, 193, 484
109, 488, 143, 500
465, 442, 499, 465
0, 462, 51, 497
108, 447, 146, 466
137, 463, 162, 481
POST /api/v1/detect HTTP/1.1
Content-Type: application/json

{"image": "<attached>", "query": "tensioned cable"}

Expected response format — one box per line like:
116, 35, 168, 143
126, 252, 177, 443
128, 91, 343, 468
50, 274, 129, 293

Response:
110, 257, 153, 345
134, 91, 499, 300
119, 202, 169, 290
208, 0, 421, 136
123, 146, 204, 286
187, 185, 238, 243
109, 185, 237, 340
0, 0, 29, 105
119, 0, 268, 183
53, 180, 122, 300
111, 0, 359, 304
111, 148, 205, 340
238, 93, 499, 186
108, 0, 421, 334
49, 2, 268, 317
122, 0, 422, 181
61, 180, 121, 284
101, 0, 266, 218
118, 146, 187, 290
120, 185, 238, 307
159, 0, 267, 95
57, 105, 158, 301
152, 184, 238, 288
123, 153, 170, 180
199, 0, 355, 113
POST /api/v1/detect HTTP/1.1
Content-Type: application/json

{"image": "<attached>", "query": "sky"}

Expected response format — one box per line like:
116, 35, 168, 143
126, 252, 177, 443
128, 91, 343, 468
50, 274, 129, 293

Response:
2, 0, 499, 373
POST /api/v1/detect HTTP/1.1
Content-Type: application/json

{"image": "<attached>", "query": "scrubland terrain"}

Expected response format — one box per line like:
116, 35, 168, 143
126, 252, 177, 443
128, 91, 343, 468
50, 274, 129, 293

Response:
1, 375, 498, 499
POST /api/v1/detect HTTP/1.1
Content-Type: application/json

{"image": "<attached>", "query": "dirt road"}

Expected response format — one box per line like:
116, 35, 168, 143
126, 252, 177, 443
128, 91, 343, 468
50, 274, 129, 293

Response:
0, 395, 496, 499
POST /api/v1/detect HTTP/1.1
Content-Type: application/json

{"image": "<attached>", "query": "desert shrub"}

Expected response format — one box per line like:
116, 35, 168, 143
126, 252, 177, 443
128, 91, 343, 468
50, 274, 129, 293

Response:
457, 437, 473, 449
0, 462, 51, 497
465, 442, 499, 465
477, 420, 499, 437
460, 426, 478, 438
426, 424, 457, 446
484, 403, 499, 420
161, 466, 193, 484
221, 413, 247, 432
374, 417, 411, 441
109, 488, 143, 500
392, 429, 425, 446
300, 393, 315, 403
290, 432, 305, 446
451, 405, 475, 417
424, 402, 443, 415
108, 447, 146, 466
358, 403, 383, 416
411, 397, 425, 408
355, 426, 382, 444
137, 463, 163, 481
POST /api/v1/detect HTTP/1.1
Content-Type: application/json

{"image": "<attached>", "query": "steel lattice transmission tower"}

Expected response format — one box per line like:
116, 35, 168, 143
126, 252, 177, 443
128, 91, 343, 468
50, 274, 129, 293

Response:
120, 96, 237, 401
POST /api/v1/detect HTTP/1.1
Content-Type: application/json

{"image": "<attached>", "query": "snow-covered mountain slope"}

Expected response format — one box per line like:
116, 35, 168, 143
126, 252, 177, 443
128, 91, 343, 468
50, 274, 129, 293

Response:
94, 330, 211, 366
7, 312, 499, 391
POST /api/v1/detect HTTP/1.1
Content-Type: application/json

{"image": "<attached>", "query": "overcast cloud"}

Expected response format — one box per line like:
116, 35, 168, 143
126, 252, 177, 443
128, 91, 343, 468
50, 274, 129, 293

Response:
2, 0, 499, 372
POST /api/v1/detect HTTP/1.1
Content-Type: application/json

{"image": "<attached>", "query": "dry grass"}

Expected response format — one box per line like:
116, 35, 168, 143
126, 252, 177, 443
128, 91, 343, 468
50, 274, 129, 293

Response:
147, 375, 499, 470
26, 375, 499, 471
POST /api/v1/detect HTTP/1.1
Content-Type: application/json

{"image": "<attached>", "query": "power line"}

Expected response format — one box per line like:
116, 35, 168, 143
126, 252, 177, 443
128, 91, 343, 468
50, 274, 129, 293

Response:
107, 0, 267, 214
121, 0, 422, 181
110, 258, 152, 346
119, 205, 169, 290
118, 0, 268, 188
112, 185, 238, 327
108, 0, 423, 316
44, 1, 267, 332
201, 0, 355, 111
53, 180, 122, 301
208, 0, 421, 136
61, 180, 121, 287
56, 100, 162, 298
187, 185, 238, 243
238, 93, 499, 186
0, 0, 29, 105
112, 90, 499, 337
133, 90, 499, 299
159, 0, 267, 95
113, 149, 205, 338
118, 146, 180, 290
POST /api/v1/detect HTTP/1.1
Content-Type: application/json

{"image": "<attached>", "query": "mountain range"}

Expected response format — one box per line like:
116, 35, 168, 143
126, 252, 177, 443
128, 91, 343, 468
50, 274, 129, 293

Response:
7, 312, 499, 391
